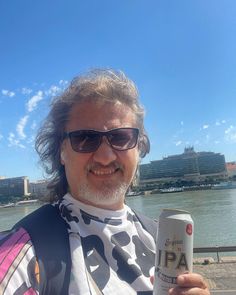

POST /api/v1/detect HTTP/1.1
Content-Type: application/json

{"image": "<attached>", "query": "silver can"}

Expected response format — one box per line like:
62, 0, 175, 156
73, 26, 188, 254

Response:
153, 209, 194, 295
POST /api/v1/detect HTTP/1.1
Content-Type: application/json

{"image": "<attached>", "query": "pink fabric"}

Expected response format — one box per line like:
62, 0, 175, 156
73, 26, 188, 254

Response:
23, 288, 38, 295
0, 228, 30, 282
0, 228, 27, 262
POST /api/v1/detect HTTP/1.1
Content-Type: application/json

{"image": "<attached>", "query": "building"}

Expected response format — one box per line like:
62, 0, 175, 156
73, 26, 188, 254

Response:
0, 176, 29, 198
139, 147, 227, 186
29, 180, 49, 199
226, 162, 236, 178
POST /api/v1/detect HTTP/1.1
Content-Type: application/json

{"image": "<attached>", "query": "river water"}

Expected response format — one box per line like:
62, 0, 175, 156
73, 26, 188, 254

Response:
1, 189, 236, 249
127, 189, 236, 248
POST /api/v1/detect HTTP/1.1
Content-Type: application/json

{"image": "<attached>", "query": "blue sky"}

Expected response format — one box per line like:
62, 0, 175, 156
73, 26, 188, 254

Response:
0, 0, 236, 181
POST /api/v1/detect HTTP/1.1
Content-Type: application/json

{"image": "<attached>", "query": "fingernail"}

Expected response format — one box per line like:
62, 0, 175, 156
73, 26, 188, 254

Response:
177, 275, 185, 284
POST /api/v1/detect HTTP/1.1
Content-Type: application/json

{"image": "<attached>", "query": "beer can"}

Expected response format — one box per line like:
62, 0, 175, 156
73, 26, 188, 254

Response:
153, 209, 194, 295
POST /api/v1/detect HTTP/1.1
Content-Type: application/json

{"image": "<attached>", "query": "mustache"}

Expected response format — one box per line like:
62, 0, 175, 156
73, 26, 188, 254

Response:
87, 161, 123, 172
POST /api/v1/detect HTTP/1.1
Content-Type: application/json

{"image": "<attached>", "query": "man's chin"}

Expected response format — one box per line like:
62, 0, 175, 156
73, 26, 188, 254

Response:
78, 184, 128, 209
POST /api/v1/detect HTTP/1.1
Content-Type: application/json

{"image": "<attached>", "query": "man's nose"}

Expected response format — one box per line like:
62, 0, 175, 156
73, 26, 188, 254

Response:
92, 137, 117, 165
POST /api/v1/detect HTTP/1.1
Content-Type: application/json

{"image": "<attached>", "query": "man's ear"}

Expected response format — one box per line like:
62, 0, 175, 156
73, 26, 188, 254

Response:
60, 150, 66, 165
60, 142, 66, 165
60, 141, 66, 166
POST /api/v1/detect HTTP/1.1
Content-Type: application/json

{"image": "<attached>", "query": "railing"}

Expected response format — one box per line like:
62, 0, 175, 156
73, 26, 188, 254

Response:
194, 246, 236, 263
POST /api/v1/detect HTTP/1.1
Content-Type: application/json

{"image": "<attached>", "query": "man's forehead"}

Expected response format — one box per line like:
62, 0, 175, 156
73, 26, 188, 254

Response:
69, 100, 134, 116
66, 99, 137, 130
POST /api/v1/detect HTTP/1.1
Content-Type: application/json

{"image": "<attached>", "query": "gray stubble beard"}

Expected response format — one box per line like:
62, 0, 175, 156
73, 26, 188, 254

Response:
77, 179, 129, 208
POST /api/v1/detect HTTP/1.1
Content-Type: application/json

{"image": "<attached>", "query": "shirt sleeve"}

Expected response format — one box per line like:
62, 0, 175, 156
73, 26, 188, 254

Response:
0, 227, 39, 295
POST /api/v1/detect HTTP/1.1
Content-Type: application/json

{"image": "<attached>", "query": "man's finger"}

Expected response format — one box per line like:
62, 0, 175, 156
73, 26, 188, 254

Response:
177, 273, 208, 289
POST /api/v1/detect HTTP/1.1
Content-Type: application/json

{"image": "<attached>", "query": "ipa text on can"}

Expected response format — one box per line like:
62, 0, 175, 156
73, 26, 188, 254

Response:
153, 209, 194, 295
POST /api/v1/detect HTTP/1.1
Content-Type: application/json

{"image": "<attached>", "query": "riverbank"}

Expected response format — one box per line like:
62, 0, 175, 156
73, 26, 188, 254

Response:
131, 181, 236, 196
193, 258, 236, 291
0, 199, 39, 207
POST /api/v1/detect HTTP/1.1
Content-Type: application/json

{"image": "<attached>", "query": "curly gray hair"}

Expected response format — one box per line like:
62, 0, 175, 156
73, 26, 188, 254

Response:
35, 68, 150, 201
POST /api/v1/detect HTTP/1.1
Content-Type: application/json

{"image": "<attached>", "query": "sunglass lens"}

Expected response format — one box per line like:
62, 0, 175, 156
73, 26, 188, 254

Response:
108, 129, 138, 150
70, 131, 101, 152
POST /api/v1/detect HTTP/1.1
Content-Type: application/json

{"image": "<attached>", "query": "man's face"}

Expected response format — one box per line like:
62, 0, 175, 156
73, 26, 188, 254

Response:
60, 100, 139, 210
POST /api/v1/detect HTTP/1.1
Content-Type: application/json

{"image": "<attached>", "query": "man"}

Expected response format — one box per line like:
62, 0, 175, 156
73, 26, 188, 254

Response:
0, 69, 210, 294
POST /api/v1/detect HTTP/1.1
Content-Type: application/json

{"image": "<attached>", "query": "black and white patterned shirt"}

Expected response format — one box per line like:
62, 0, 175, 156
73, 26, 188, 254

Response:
0, 193, 156, 295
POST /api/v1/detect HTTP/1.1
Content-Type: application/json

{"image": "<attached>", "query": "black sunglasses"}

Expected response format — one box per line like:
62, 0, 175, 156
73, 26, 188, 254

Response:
63, 127, 139, 153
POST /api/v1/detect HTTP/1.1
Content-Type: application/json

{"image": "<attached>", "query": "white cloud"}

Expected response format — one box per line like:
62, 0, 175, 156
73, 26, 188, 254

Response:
8, 133, 14, 141
27, 91, 44, 112
16, 115, 29, 139
222, 120, 226, 124
21, 87, 33, 95
2, 89, 15, 97
8, 133, 25, 149
225, 125, 233, 134
214, 140, 220, 144
175, 141, 182, 146
180, 121, 184, 126
31, 121, 37, 130
215, 121, 221, 126
0, 134, 3, 141
46, 85, 61, 96
225, 125, 236, 143
45, 80, 68, 97
27, 135, 35, 144
59, 79, 68, 86
203, 125, 209, 129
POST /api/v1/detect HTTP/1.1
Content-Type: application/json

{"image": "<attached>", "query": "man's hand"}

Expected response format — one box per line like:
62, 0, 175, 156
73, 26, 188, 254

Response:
169, 273, 210, 295
151, 273, 211, 295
